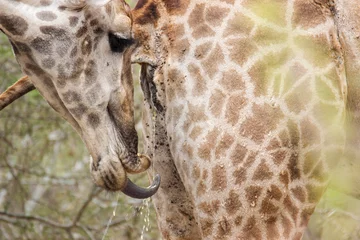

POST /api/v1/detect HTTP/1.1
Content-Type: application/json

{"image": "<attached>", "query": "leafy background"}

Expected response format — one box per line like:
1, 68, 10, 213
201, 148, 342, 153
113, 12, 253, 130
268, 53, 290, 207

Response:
1, 0, 360, 239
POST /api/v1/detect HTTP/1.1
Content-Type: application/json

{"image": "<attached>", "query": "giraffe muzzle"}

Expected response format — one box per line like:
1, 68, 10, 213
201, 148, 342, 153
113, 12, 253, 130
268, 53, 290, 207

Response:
90, 154, 160, 198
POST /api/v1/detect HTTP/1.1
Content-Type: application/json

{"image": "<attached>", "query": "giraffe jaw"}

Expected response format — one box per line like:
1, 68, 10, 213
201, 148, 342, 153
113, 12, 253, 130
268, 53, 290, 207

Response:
89, 153, 160, 198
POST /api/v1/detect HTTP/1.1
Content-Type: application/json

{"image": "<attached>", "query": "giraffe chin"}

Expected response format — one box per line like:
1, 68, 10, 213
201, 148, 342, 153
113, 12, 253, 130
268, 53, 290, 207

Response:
89, 155, 160, 198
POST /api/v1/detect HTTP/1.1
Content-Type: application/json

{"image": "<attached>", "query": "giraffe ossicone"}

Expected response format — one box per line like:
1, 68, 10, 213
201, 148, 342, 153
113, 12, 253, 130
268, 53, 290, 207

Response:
0, 0, 160, 198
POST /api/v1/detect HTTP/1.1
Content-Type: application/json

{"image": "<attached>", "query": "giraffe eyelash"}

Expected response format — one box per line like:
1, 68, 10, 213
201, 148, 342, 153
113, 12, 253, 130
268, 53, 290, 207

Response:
108, 32, 134, 53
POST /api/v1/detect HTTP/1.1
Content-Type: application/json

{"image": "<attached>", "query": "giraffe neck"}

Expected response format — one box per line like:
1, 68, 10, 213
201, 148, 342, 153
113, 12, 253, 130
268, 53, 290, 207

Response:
133, 0, 347, 239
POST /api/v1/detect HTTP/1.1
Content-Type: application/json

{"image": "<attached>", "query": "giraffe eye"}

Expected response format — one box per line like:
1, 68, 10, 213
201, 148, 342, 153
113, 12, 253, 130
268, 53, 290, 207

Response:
108, 32, 134, 53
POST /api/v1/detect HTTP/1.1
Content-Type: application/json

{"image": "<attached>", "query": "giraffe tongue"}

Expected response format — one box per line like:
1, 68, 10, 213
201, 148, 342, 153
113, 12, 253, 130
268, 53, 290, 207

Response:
122, 174, 161, 199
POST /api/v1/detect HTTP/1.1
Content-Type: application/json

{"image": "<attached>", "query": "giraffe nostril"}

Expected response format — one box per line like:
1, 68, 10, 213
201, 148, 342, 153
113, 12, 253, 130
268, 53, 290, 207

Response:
96, 156, 101, 167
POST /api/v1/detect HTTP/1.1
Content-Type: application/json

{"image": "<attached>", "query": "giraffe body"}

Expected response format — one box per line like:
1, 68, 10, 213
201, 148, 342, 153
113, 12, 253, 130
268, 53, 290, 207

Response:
131, 0, 356, 239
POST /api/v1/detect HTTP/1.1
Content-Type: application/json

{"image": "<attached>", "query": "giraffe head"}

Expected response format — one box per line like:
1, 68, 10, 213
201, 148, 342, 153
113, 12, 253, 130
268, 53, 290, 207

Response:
0, 0, 160, 198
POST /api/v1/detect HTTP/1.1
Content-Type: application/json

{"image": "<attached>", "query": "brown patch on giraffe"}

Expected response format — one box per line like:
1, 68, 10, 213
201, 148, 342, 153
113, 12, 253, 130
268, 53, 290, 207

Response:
234, 216, 243, 226
70, 46, 78, 58
211, 165, 227, 191
267, 185, 282, 201
171, 38, 190, 62
25, 63, 45, 76
252, 160, 274, 181
168, 23, 185, 39
134, 2, 160, 25
183, 143, 194, 159
279, 130, 291, 147
306, 184, 324, 203
240, 103, 284, 143
40, 26, 69, 41
72, 59, 85, 79
200, 218, 213, 238
194, 42, 212, 60
69, 16, 79, 27
205, 6, 229, 27
69, 104, 88, 119
288, 153, 301, 181
226, 38, 257, 66
242, 216, 262, 239
260, 196, 279, 215
233, 167, 247, 186
62, 91, 81, 104
209, 89, 226, 117
300, 118, 321, 147
76, 26, 88, 38
10, 41, 31, 55
253, 26, 288, 47
215, 133, 234, 158
223, 12, 254, 37
244, 152, 257, 168
225, 93, 247, 126
87, 113, 101, 128
161, 0, 189, 15
192, 24, 216, 39
202, 169, 208, 180
85, 84, 101, 105
292, 0, 327, 29
189, 3, 205, 27
225, 190, 242, 215
271, 149, 288, 165
199, 200, 220, 216
220, 69, 245, 92
281, 214, 292, 239
167, 68, 187, 101
84, 60, 97, 85
283, 195, 299, 220
42, 58, 56, 69
279, 170, 290, 187
202, 44, 225, 78
0, 15, 28, 36
186, 103, 207, 123
265, 216, 280, 240
192, 165, 201, 180
267, 138, 281, 150
245, 186, 262, 207
36, 11, 57, 21
198, 128, 219, 161
196, 181, 207, 197
188, 65, 207, 97
217, 217, 231, 238
89, 19, 99, 27
189, 126, 202, 141
291, 187, 306, 203
231, 144, 247, 166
